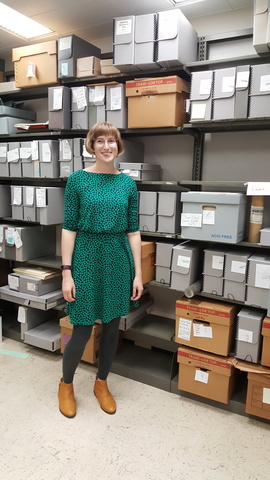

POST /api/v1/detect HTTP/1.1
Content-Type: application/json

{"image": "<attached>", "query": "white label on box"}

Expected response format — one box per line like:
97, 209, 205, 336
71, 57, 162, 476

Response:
59, 36, 72, 51
27, 282, 37, 292
7, 148, 19, 162
199, 79, 212, 96
250, 206, 264, 224
20, 147, 32, 159
0, 226, 3, 243
27, 62, 36, 78
255, 263, 270, 289
36, 188, 47, 207
5, 227, 15, 245
129, 170, 139, 178
62, 140, 72, 160
178, 318, 192, 341
262, 387, 270, 404
12, 186, 22, 206
47, 301, 57, 309
9, 275, 19, 290
72, 87, 87, 109
246, 182, 270, 196
116, 19, 132, 35
33, 160, 40, 177
17, 306, 26, 324
110, 86, 122, 111
212, 255, 224, 270
192, 103, 206, 120
0, 145, 7, 158
260, 74, 270, 92
195, 370, 209, 384
203, 209, 215, 225
236, 71, 250, 89
41, 143, 52, 163
238, 328, 253, 343
53, 88, 63, 110
231, 260, 246, 274
12, 230, 23, 249
31, 141, 39, 161
181, 213, 202, 228
177, 255, 190, 269
193, 323, 213, 338
60, 63, 69, 77
222, 76, 235, 93
26, 187, 34, 206
89, 85, 105, 105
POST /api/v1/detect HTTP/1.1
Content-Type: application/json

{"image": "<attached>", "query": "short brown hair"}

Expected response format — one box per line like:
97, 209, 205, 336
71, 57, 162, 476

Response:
85, 121, 124, 156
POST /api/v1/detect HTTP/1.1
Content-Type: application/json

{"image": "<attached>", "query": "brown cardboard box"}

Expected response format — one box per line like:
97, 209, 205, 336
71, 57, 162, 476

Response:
175, 297, 238, 356
246, 372, 270, 420
177, 346, 236, 404
141, 241, 155, 284
0, 72, 3, 83
12, 40, 58, 88
126, 76, 190, 128
261, 317, 270, 367
76, 56, 101, 78
60, 316, 101, 364
100, 59, 121, 75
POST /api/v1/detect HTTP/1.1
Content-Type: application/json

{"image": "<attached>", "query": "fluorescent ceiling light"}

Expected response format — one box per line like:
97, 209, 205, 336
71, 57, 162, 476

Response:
0, 2, 53, 39
170, 0, 206, 5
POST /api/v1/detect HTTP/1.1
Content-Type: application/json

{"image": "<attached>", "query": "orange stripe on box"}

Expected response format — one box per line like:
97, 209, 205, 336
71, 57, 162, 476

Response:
178, 350, 231, 369
176, 303, 230, 318
126, 78, 177, 89
263, 322, 270, 329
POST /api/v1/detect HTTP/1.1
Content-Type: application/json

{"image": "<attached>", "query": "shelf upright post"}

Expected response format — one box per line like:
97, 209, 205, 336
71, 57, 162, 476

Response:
192, 131, 204, 181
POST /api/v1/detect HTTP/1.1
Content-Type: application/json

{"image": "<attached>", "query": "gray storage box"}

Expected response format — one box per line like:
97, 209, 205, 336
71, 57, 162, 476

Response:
119, 297, 154, 331
17, 305, 55, 341
0, 185, 11, 218
170, 241, 202, 291
20, 141, 40, 178
71, 86, 90, 130
224, 249, 253, 282
39, 140, 59, 178
0, 116, 35, 134
246, 252, 270, 308
89, 85, 106, 127
73, 137, 85, 156
190, 70, 213, 122
235, 307, 265, 363
113, 15, 140, 72
245, 285, 269, 309
181, 191, 247, 244
223, 279, 246, 302
120, 162, 160, 181
59, 139, 73, 178
203, 246, 228, 277
23, 186, 36, 222
8, 272, 61, 296
0, 143, 9, 176
23, 318, 61, 351
0, 285, 63, 310
8, 142, 21, 177
115, 139, 144, 170
155, 242, 176, 285
249, 64, 270, 118
202, 274, 224, 296
48, 86, 71, 130
156, 9, 197, 67
36, 187, 64, 225
73, 156, 83, 172
4, 224, 56, 261
253, 0, 270, 53
212, 66, 250, 121
0, 224, 10, 259
260, 227, 270, 246
106, 84, 127, 129
11, 185, 23, 221
139, 191, 157, 232
0, 105, 35, 121
134, 13, 157, 70
157, 192, 181, 234
58, 34, 101, 79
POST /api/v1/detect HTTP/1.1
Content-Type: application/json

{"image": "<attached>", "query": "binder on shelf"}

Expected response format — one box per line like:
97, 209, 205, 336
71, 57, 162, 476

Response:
58, 34, 101, 79
134, 13, 157, 70
48, 86, 71, 130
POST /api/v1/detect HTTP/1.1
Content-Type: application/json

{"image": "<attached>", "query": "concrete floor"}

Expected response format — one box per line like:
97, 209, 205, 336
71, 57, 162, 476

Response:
1, 336, 269, 480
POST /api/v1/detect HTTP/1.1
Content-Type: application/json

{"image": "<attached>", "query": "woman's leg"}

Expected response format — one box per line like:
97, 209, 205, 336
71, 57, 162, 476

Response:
62, 324, 93, 383
97, 317, 121, 380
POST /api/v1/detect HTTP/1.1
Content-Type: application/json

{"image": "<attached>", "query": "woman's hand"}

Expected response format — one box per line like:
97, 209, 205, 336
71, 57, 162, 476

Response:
62, 272, 76, 302
131, 275, 144, 301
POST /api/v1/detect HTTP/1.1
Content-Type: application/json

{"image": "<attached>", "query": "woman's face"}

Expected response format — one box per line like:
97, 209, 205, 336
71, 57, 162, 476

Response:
93, 135, 118, 163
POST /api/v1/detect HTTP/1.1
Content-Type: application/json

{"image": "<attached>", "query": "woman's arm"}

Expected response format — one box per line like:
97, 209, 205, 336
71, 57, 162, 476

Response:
61, 228, 77, 302
127, 230, 144, 301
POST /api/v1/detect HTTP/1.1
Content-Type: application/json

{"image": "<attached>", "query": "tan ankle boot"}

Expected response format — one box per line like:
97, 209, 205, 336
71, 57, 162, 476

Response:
94, 379, 116, 414
58, 379, 76, 418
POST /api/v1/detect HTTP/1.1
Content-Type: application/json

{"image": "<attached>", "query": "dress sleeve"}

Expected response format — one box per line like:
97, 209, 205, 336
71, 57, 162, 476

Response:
62, 174, 80, 231
126, 181, 139, 233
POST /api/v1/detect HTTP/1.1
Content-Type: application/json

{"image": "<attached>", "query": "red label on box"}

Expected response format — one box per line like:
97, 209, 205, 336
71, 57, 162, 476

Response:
177, 303, 230, 318
178, 350, 231, 369
263, 321, 270, 329
126, 78, 177, 89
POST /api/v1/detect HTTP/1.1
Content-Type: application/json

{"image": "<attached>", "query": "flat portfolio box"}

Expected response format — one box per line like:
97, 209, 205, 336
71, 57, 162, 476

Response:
0, 143, 9, 176
8, 272, 61, 297
106, 84, 127, 129
253, 0, 270, 54
0, 105, 36, 122
155, 242, 177, 285
60, 316, 101, 364
249, 64, 270, 118
175, 296, 238, 356
134, 13, 157, 70
76, 56, 101, 78
8, 142, 21, 178
177, 346, 236, 404
156, 9, 198, 67
141, 241, 155, 284
126, 76, 190, 128
113, 15, 140, 72
261, 317, 270, 366
0, 116, 34, 135
39, 140, 59, 178
48, 86, 71, 130
59, 139, 73, 178
58, 35, 101, 79
120, 163, 160, 181
12, 40, 58, 88
4, 224, 56, 261
0, 185, 11, 218
170, 242, 202, 292
245, 285, 269, 309
246, 372, 270, 421
119, 297, 154, 331
190, 70, 213, 122
202, 274, 224, 296
139, 191, 157, 232
24, 318, 61, 351
235, 307, 264, 363
157, 192, 181, 234
212, 66, 250, 120
100, 59, 121, 75
17, 306, 55, 341
0, 285, 63, 310
181, 191, 247, 244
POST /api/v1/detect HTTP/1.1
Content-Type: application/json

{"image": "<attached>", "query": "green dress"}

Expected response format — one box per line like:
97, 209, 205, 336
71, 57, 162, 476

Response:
62, 170, 139, 325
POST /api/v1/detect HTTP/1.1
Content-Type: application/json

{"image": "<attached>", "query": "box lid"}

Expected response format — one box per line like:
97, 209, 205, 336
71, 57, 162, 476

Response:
126, 76, 190, 97
141, 241, 155, 259
177, 346, 234, 377
176, 296, 237, 326
181, 191, 246, 205
12, 40, 57, 62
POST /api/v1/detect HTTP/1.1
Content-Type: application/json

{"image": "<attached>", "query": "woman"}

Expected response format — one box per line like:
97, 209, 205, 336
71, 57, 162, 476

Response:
59, 121, 143, 418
